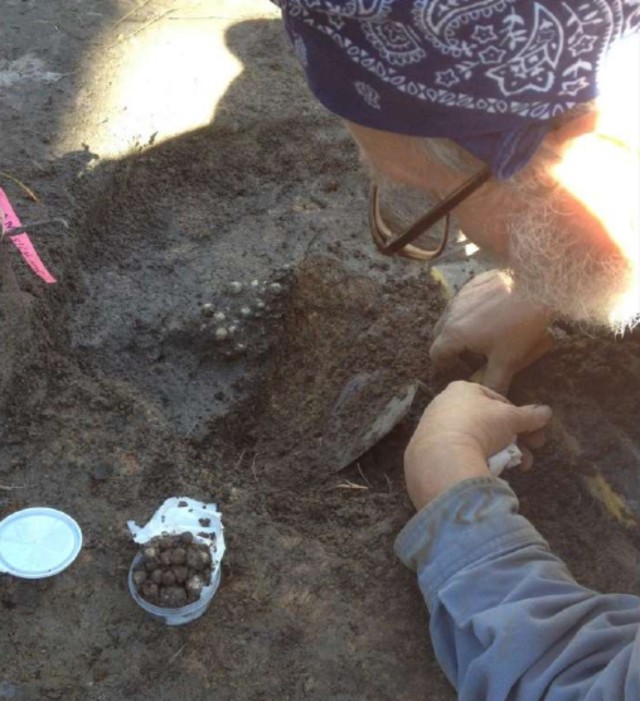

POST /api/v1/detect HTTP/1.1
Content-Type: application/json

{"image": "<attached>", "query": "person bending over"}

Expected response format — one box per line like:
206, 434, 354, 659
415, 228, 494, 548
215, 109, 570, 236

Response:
396, 381, 639, 700
274, 1, 640, 393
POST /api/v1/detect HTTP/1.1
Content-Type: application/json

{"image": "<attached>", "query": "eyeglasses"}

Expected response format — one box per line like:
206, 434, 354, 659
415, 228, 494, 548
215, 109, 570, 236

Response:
369, 165, 492, 261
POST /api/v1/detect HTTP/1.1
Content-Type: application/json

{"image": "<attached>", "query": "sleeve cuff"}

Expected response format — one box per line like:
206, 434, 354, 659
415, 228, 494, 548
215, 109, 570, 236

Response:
394, 476, 550, 608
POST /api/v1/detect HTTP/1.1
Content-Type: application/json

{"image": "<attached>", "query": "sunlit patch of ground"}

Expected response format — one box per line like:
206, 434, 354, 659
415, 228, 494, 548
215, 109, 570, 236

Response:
56, 0, 279, 158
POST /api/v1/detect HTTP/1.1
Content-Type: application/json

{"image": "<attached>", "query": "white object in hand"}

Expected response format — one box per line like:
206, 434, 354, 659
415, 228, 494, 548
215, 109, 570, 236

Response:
487, 441, 522, 477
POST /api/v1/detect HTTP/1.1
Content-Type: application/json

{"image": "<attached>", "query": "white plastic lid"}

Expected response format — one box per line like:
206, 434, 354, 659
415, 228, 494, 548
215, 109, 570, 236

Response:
0, 508, 83, 579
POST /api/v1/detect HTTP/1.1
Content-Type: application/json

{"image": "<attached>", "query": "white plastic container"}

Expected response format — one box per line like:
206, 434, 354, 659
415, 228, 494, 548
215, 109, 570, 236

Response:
127, 497, 225, 625
128, 548, 221, 626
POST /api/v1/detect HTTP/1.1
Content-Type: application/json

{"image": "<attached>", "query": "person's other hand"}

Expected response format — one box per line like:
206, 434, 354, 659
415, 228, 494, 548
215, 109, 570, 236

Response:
429, 270, 554, 395
404, 381, 553, 510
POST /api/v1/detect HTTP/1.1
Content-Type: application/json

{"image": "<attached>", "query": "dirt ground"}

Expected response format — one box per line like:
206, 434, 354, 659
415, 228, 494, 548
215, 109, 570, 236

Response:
1, 3, 639, 700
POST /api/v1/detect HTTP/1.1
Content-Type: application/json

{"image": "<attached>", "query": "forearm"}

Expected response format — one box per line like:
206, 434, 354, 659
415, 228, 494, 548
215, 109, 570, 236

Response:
395, 477, 640, 701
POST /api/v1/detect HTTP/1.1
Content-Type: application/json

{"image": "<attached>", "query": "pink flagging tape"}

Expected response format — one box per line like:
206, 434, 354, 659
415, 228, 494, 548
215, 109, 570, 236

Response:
9, 233, 57, 284
0, 187, 56, 284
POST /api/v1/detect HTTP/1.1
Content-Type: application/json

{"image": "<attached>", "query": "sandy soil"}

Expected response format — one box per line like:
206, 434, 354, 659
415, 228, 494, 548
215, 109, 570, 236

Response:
1, 3, 638, 700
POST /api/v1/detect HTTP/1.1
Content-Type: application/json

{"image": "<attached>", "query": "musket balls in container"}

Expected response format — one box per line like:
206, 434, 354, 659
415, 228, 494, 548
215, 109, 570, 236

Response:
131, 533, 214, 607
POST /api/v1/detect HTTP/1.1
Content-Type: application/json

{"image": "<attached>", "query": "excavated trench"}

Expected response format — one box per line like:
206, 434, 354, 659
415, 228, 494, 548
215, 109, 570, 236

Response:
1, 110, 639, 701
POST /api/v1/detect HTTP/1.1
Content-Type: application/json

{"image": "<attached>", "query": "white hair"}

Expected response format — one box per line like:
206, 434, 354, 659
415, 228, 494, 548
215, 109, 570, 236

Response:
369, 114, 639, 332
506, 185, 638, 332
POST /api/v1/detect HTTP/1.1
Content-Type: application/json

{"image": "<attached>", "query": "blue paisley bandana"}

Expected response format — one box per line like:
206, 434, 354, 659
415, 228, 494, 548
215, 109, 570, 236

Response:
274, 1, 640, 178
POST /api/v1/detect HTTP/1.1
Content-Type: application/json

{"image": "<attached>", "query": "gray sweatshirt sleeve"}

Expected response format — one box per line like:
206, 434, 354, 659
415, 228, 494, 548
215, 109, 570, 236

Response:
394, 476, 640, 701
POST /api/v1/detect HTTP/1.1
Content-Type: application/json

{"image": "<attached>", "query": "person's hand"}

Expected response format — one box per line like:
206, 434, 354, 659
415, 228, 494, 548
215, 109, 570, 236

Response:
429, 270, 554, 395
404, 381, 553, 510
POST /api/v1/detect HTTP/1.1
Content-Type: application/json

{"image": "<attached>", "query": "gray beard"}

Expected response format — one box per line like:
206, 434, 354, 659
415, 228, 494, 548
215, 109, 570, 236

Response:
372, 171, 639, 332
506, 192, 639, 333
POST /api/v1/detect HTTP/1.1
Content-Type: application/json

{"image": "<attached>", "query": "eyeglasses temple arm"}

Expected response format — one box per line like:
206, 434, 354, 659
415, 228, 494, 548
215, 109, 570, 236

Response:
371, 165, 492, 256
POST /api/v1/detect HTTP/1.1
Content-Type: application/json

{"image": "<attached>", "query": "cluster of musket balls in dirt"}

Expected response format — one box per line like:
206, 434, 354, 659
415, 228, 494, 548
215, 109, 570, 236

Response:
198, 267, 292, 359
132, 532, 213, 608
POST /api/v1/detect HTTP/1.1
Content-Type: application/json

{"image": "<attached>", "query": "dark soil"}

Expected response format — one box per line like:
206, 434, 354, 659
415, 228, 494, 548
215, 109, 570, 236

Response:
0, 6, 639, 701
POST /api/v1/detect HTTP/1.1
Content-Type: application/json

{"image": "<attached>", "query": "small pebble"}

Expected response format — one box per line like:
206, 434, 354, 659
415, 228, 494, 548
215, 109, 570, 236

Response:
268, 282, 283, 295
171, 587, 188, 608
239, 306, 252, 318
250, 279, 260, 288
199, 549, 212, 567
234, 343, 247, 354
255, 300, 266, 310
170, 586, 188, 608
228, 324, 238, 336
161, 571, 176, 587
215, 327, 229, 341
141, 581, 159, 602
174, 566, 189, 583
160, 586, 187, 608
159, 551, 173, 566
171, 548, 186, 566
186, 574, 205, 599
213, 311, 226, 322
142, 546, 158, 561
132, 570, 147, 587
228, 281, 243, 295
201, 303, 215, 317
151, 569, 164, 584
186, 548, 201, 570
